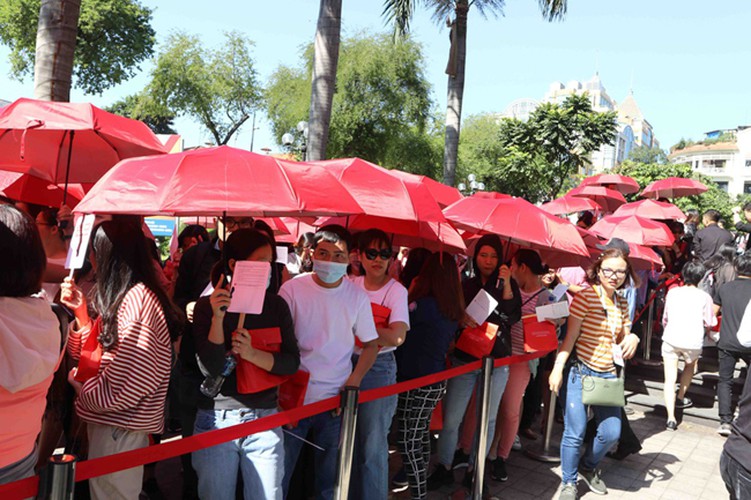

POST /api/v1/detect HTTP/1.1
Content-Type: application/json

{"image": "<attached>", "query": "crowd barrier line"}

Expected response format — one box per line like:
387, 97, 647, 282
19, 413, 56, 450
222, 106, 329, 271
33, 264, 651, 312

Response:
0, 350, 550, 499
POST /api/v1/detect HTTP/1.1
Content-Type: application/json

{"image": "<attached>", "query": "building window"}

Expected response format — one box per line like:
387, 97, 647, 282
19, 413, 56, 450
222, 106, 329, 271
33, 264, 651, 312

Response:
706, 159, 726, 169
745, 182, 751, 194
716, 181, 729, 192
745, 159, 751, 167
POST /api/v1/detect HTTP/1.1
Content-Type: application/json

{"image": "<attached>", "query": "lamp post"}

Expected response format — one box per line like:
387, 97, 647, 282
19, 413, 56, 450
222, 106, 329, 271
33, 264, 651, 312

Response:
282, 120, 309, 160
457, 173, 486, 195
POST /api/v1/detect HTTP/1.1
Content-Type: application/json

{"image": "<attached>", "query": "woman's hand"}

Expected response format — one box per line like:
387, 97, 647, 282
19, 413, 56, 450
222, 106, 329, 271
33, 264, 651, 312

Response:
67, 368, 83, 395
209, 275, 231, 319
619, 333, 640, 360
60, 277, 89, 327
549, 367, 564, 396
462, 313, 479, 329
231, 328, 255, 362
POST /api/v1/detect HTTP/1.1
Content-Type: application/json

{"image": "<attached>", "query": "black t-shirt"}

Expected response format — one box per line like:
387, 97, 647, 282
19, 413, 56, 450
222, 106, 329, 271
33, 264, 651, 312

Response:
714, 278, 751, 352
693, 224, 734, 262
725, 366, 751, 473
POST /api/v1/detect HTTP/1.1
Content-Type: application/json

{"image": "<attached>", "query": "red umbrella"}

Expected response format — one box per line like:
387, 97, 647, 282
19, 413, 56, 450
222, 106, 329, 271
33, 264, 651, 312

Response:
540, 195, 601, 215
589, 215, 674, 247
443, 196, 589, 261
641, 177, 708, 199
387, 169, 463, 208
74, 146, 363, 217
568, 185, 626, 212
581, 174, 640, 195
576, 228, 663, 270
471, 191, 512, 200
0, 171, 85, 207
0, 98, 167, 187
613, 199, 685, 220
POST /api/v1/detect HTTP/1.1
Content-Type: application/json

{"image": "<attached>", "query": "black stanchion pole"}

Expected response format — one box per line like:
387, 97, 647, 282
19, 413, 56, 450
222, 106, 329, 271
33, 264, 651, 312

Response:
37, 454, 77, 500
525, 390, 561, 463
333, 386, 359, 500
472, 356, 494, 499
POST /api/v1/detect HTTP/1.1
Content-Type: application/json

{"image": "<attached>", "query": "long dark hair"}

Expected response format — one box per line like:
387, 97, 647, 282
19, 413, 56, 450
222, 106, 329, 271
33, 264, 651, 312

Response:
409, 252, 465, 322
705, 243, 736, 273
0, 205, 46, 297
400, 247, 432, 289
513, 249, 549, 276
92, 220, 184, 350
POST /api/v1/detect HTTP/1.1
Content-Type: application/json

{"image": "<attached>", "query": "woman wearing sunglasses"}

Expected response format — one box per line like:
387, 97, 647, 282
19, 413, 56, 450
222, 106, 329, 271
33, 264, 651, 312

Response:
349, 229, 410, 500
548, 247, 641, 500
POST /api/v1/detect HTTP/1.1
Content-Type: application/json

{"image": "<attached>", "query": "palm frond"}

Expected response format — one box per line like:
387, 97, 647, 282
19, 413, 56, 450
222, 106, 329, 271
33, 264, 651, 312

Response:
473, 0, 506, 19
538, 0, 567, 22
383, 0, 416, 39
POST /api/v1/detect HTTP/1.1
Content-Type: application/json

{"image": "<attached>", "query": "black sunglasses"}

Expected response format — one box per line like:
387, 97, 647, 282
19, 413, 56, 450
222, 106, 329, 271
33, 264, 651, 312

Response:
364, 248, 393, 261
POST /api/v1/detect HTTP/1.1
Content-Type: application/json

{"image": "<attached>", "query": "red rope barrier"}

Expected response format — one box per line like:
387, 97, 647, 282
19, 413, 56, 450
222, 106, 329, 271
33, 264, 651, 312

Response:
0, 350, 551, 499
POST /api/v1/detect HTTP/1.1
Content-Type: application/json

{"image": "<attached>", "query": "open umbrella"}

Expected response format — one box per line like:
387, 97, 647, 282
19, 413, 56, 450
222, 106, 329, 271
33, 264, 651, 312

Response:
641, 177, 708, 199
567, 185, 626, 213
443, 196, 589, 262
541, 195, 602, 215
0, 98, 167, 192
575, 227, 663, 271
581, 174, 640, 194
387, 169, 463, 208
0, 171, 85, 207
471, 191, 512, 200
589, 215, 674, 247
74, 146, 363, 217
613, 199, 685, 220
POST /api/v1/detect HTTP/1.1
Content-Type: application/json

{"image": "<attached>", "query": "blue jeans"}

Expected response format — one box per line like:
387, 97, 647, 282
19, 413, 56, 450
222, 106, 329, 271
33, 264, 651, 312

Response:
283, 411, 341, 500
560, 364, 622, 485
192, 408, 283, 500
351, 352, 398, 500
435, 356, 509, 468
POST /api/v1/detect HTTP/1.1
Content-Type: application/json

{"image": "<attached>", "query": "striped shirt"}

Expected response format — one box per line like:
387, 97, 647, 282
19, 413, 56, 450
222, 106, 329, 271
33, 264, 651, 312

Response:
570, 285, 631, 373
67, 283, 172, 433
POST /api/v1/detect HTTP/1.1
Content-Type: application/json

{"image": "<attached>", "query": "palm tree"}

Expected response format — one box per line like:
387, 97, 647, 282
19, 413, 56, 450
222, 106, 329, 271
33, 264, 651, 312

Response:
306, 0, 343, 161
33, 0, 81, 101
384, 0, 568, 186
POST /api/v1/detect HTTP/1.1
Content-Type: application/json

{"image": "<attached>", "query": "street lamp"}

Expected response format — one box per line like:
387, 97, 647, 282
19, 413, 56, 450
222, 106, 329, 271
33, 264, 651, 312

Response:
457, 173, 485, 195
282, 120, 309, 160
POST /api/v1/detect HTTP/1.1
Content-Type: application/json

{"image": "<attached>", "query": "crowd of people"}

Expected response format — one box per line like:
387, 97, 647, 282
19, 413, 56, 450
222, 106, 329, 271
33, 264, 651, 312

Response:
2, 195, 751, 500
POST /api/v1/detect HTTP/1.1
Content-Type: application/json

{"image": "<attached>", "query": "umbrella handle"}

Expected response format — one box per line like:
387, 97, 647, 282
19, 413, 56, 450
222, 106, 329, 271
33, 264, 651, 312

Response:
62, 131, 75, 206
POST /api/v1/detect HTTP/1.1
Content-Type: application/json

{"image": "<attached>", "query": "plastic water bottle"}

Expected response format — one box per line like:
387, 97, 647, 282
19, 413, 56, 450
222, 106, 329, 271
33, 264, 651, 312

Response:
199, 352, 237, 397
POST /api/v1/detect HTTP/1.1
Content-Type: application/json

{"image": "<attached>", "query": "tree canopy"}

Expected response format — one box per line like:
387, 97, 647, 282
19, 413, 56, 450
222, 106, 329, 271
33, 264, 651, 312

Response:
105, 93, 177, 135
266, 32, 441, 176
627, 145, 667, 164
144, 31, 263, 146
0, 0, 155, 94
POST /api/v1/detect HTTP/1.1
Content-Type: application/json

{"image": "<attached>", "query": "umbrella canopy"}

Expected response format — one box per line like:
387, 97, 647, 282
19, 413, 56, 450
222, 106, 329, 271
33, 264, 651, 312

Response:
443, 196, 589, 261
581, 174, 640, 194
0, 98, 167, 185
641, 177, 708, 199
387, 169, 463, 208
613, 199, 685, 220
567, 185, 626, 212
471, 191, 512, 200
576, 227, 663, 271
0, 171, 85, 207
74, 146, 363, 217
589, 215, 674, 247
540, 195, 602, 215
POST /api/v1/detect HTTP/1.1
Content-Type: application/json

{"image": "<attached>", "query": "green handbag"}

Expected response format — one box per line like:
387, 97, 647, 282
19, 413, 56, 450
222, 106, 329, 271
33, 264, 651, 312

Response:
580, 366, 625, 407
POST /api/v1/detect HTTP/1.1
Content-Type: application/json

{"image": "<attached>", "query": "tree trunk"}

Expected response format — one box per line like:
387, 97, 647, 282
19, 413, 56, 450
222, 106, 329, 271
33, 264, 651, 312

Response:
442, 0, 468, 186
33, 0, 81, 102
306, 0, 342, 161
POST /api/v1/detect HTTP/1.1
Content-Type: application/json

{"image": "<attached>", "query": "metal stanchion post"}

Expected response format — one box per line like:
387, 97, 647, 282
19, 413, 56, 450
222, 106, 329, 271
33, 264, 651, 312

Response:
644, 299, 654, 361
37, 454, 77, 500
471, 356, 494, 499
525, 390, 560, 463
333, 386, 359, 500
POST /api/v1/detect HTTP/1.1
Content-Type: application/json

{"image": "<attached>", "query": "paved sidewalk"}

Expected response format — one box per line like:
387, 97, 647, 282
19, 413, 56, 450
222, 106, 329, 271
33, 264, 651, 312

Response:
407, 408, 728, 500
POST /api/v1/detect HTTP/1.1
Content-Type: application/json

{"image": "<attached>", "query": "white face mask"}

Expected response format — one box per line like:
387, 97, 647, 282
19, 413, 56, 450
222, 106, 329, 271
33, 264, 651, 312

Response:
313, 259, 348, 284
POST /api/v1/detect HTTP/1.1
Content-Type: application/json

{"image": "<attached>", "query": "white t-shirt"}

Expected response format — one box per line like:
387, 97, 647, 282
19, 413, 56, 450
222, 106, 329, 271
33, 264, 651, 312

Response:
662, 285, 717, 350
279, 273, 379, 404
350, 276, 410, 355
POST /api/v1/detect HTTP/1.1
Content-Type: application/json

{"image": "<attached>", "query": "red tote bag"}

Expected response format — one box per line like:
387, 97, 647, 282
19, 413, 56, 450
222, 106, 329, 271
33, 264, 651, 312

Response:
455, 322, 499, 359
235, 327, 292, 394
522, 314, 558, 353
74, 318, 102, 382
355, 302, 391, 348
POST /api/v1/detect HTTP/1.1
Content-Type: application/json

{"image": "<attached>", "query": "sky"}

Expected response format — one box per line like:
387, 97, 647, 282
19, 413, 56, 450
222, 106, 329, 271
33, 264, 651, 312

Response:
2, 0, 750, 155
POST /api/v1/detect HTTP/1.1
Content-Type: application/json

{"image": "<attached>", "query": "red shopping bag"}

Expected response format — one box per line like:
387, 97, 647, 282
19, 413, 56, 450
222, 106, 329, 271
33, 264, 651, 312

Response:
74, 318, 102, 382
278, 370, 310, 427
355, 302, 391, 348
235, 327, 292, 394
455, 322, 499, 359
712, 315, 721, 333
522, 314, 557, 353
430, 400, 443, 431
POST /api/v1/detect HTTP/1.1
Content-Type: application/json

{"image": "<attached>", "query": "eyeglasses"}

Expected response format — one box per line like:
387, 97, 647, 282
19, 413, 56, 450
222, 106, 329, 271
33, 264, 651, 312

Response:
364, 248, 393, 261
600, 268, 627, 279
225, 218, 253, 229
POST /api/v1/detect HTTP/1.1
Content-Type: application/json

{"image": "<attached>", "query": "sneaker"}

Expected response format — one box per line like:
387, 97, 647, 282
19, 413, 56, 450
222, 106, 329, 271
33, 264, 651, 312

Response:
559, 483, 579, 500
427, 465, 454, 491
718, 423, 733, 437
666, 420, 678, 431
675, 397, 693, 409
490, 457, 508, 482
512, 434, 522, 451
452, 448, 470, 469
391, 467, 408, 492
578, 467, 607, 495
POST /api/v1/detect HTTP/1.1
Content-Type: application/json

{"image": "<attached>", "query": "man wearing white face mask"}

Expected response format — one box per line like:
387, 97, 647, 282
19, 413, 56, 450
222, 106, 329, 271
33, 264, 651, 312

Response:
279, 225, 379, 500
